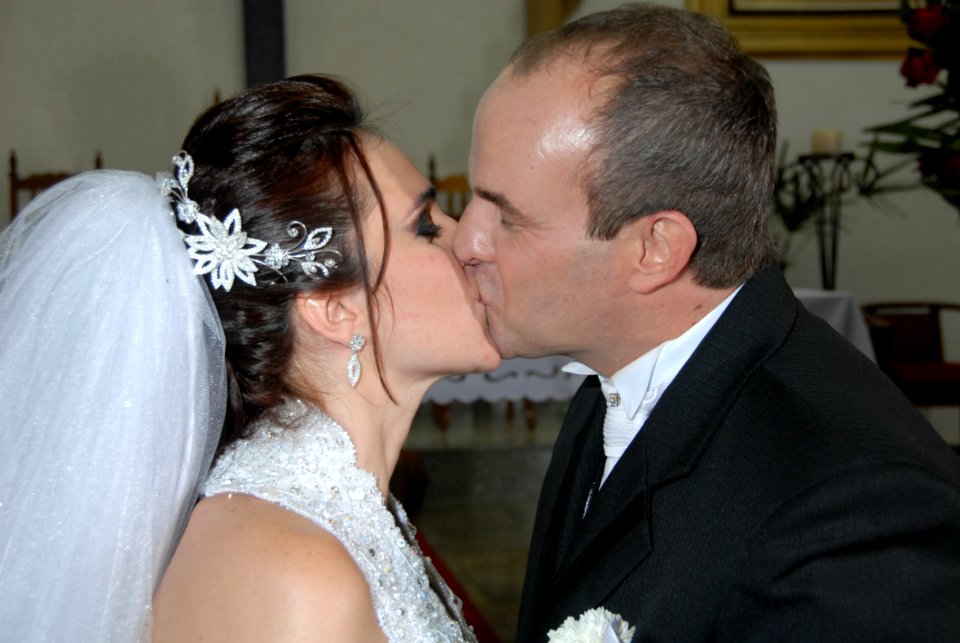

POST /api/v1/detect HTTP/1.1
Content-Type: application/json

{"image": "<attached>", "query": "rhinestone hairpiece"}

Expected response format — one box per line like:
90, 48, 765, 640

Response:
159, 151, 341, 292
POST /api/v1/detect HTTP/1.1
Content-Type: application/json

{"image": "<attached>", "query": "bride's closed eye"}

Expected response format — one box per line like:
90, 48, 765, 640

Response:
415, 207, 442, 241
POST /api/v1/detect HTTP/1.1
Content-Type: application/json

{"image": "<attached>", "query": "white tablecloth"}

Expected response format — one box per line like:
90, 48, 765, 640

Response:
424, 355, 582, 404
794, 288, 875, 362
424, 288, 875, 404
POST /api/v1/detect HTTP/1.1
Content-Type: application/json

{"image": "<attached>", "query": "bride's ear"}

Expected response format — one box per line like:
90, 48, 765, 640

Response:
293, 290, 364, 348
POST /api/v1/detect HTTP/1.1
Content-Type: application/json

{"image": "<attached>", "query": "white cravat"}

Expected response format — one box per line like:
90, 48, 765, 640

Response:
599, 376, 649, 486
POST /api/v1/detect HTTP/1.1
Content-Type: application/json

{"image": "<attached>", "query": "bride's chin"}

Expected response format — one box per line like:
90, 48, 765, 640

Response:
479, 345, 501, 372
453, 347, 500, 376
437, 347, 501, 379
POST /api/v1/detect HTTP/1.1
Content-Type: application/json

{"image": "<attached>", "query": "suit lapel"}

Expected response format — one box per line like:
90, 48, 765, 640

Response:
546, 423, 653, 620
517, 378, 604, 641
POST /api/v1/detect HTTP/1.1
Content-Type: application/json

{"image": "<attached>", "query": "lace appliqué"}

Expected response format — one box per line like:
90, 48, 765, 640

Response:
203, 401, 475, 642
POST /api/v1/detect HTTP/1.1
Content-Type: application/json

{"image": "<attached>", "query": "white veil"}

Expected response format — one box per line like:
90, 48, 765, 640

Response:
0, 171, 227, 642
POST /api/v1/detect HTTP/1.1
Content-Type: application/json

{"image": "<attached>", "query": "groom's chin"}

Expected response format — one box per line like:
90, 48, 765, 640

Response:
487, 327, 524, 360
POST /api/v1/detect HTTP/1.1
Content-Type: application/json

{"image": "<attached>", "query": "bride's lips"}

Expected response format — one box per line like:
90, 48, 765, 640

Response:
475, 288, 492, 315
474, 291, 488, 316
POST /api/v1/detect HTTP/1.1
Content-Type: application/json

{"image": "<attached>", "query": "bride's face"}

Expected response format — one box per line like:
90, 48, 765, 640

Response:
360, 136, 500, 389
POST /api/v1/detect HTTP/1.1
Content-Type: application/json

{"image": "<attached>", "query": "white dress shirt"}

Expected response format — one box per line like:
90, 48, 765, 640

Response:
563, 286, 742, 486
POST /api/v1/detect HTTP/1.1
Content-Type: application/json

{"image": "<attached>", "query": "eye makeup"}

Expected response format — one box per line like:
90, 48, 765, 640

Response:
412, 187, 441, 241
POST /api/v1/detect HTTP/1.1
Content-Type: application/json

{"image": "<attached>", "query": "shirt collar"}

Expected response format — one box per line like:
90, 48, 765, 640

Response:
562, 285, 742, 421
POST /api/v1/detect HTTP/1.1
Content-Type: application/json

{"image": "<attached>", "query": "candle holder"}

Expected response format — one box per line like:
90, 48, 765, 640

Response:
799, 152, 855, 290
776, 152, 856, 290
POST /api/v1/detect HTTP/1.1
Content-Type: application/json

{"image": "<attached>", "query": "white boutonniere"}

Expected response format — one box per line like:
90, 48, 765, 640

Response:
547, 607, 636, 642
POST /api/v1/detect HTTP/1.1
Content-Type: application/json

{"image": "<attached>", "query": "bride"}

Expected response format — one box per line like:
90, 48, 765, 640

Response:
0, 75, 499, 641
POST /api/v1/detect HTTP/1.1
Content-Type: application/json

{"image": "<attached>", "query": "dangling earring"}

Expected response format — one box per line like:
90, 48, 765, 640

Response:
347, 332, 366, 387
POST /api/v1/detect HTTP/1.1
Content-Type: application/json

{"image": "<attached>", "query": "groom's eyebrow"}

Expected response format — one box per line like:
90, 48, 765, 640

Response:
473, 188, 532, 224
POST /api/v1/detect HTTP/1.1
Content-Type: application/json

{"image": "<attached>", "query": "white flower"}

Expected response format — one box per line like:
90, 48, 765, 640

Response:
175, 198, 200, 224
547, 607, 636, 643
263, 243, 290, 270
185, 210, 267, 291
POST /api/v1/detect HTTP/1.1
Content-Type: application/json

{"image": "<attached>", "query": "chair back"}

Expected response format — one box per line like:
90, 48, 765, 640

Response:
862, 303, 953, 367
428, 155, 470, 219
9, 149, 103, 219
862, 302, 960, 409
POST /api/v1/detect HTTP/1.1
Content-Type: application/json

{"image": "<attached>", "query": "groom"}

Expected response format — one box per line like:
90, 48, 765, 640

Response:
453, 4, 960, 641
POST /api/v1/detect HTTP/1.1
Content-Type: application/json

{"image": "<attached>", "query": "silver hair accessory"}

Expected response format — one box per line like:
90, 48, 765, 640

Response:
159, 151, 341, 291
347, 332, 366, 387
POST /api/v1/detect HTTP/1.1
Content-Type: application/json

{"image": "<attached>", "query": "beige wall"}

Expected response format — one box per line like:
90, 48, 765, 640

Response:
284, 0, 524, 183
3, 0, 958, 436
1, 0, 245, 194
1, 0, 523, 227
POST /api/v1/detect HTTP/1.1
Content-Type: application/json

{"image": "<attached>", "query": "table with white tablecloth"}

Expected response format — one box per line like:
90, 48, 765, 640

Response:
424, 355, 583, 405
794, 288, 875, 361
423, 288, 875, 405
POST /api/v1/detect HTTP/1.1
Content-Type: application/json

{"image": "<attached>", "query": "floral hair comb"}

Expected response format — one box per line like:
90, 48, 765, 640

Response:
160, 151, 341, 291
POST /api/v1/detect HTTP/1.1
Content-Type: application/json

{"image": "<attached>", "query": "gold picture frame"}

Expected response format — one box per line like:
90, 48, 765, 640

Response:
686, 0, 912, 58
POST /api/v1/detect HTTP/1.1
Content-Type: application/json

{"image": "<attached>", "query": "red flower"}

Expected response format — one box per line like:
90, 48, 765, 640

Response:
900, 47, 943, 87
906, 4, 948, 43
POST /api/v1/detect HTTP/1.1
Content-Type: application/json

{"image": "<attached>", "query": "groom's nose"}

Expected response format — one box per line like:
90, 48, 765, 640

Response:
452, 199, 494, 266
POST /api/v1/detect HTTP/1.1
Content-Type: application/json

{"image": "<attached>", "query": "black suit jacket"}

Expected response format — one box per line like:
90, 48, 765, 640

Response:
517, 266, 960, 642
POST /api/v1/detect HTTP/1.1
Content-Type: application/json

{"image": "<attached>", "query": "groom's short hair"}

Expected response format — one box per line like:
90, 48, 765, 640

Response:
508, 3, 778, 289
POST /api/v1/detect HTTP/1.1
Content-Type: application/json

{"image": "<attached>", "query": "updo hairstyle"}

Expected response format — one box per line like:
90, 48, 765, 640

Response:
174, 74, 391, 448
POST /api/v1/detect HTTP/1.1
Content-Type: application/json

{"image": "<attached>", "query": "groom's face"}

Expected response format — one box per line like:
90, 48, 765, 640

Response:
453, 64, 617, 361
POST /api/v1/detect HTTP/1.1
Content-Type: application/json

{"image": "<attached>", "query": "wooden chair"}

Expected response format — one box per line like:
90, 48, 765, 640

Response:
861, 302, 960, 409
428, 155, 470, 219
9, 149, 103, 219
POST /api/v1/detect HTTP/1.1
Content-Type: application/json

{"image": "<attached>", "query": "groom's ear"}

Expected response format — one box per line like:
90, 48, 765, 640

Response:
293, 290, 363, 347
618, 210, 698, 294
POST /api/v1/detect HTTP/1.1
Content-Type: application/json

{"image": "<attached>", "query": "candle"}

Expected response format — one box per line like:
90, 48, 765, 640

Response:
811, 129, 843, 155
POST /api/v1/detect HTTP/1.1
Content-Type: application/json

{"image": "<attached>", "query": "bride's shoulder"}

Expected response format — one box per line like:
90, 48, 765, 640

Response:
153, 492, 385, 642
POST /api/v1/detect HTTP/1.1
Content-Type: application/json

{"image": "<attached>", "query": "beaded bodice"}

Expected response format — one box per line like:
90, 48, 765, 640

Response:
203, 400, 474, 642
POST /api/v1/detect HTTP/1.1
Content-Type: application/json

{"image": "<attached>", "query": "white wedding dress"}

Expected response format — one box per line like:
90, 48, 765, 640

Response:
203, 399, 476, 642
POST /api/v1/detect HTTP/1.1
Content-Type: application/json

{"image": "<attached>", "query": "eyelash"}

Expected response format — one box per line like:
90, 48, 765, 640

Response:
416, 208, 442, 241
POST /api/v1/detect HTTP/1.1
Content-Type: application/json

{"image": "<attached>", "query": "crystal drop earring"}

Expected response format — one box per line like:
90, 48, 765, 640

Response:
347, 332, 366, 387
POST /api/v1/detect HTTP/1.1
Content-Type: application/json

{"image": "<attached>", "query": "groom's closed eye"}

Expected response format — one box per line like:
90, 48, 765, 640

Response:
473, 188, 531, 227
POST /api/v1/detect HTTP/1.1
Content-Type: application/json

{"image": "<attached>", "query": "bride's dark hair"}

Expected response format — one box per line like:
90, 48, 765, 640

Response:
175, 74, 390, 449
